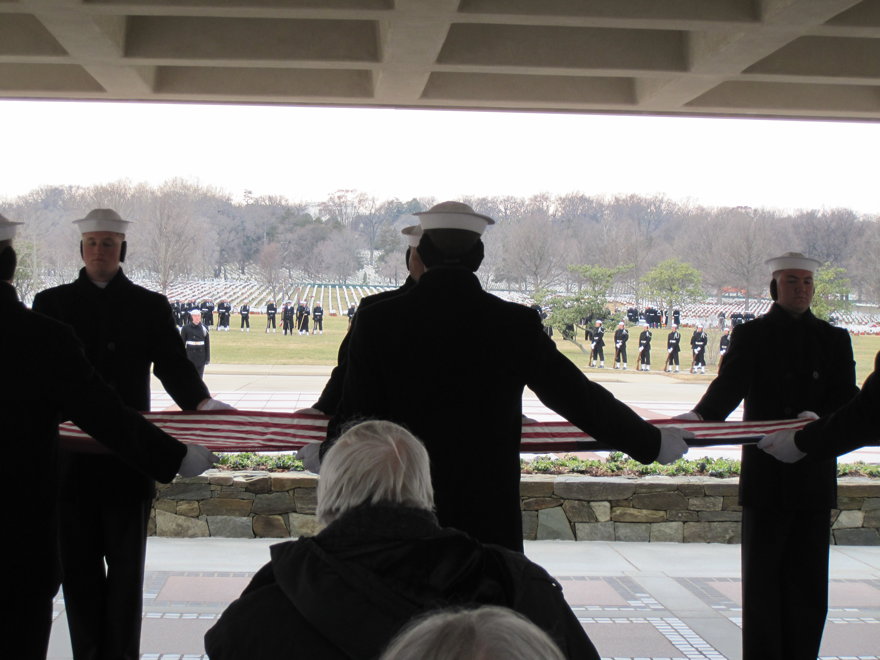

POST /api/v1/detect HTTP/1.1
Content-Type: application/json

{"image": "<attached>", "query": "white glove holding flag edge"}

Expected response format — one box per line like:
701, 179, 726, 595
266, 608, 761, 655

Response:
179, 444, 219, 477
757, 429, 806, 463
197, 398, 235, 411
671, 411, 702, 422
297, 443, 322, 473
797, 410, 820, 421
656, 427, 693, 464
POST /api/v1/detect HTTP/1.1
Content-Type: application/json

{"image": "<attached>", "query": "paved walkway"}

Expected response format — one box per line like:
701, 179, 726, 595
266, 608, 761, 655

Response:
46, 539, 880, 660
42, 364, 878, 658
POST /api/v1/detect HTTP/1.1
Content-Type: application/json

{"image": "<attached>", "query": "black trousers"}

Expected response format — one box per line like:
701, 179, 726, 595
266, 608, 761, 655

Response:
240, 315, 249, 328
741, 506, 830, 660
266, 314, 276, 329
615, 346, 627, 363
60, 496, 153, 660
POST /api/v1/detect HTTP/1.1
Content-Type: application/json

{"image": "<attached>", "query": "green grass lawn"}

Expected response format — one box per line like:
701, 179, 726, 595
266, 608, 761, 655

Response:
210, 315, 350, 364
210, 315, 880, 386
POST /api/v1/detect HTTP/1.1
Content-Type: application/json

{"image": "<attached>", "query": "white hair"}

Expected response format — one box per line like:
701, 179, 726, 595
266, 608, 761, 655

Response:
379, 606, 565, 660
316, 420, 434, 525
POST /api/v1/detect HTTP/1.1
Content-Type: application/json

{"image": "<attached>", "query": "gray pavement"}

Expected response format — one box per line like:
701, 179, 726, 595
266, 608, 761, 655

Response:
46, 538, 880, 660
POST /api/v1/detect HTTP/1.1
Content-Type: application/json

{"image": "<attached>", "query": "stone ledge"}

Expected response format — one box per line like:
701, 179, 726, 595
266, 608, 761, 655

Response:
148, 472, 880, 545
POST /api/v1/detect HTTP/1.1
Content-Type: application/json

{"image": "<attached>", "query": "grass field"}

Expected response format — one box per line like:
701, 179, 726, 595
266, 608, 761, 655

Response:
209, 316, 880, 385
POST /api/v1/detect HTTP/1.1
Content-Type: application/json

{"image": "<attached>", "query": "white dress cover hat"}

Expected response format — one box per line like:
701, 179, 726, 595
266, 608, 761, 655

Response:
765, 251, 821, 275
0, 213, 23, 241
414, 201, 495, 234
73, 208, 132, 234
401, 224, 423, 247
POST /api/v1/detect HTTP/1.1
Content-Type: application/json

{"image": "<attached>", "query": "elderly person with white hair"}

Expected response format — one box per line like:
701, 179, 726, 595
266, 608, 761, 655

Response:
380, 605, 565, 660
204, 420, 599, 660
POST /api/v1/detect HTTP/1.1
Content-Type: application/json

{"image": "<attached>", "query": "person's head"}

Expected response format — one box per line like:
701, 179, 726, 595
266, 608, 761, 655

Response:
413, 202, 493, 272
617, 321, 624, 328
74, 209, 131, 283
595, 320, 602, 327
765, 252, 820, 317
644, 323, 650, 330
671, 324, 677, 330
723, 328, 730, 335
0, 213, 23, 282
316, 420, 434, 526
697, 325, 703, 331
190, 309, 202, 324
379, 606, 565, 660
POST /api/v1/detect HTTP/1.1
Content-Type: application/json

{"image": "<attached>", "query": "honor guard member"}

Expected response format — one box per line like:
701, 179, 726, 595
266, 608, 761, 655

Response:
613, 321, 629, 369
298, 301, 311, 335
201, 298, 215, 327
32, 209, 231, 660
675, 252, 858, 660
346, 302, 356, 325
239, 300, 250, 331
265, 300, 277, 333
217, 298, 231, 331
718, 328, 731, 369
665, 324, 681, 373
589, 320, 605, 368
673, 309, 681, 327
320, 202, 691, 552
312, 302, 324, 334
306, 225, 424, 419
638, 324, 652, 371
690, 325, 708, 374
181, 308, 210, 377
282, 301, 294, 335
0, 215, 217, 660
171, 299, 182, 327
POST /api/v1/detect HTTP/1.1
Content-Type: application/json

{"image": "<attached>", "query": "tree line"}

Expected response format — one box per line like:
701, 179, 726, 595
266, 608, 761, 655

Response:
4, 181, 878, 315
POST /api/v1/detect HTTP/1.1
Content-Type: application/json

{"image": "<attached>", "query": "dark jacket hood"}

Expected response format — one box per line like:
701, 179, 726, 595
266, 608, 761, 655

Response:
268, 505, 517, 658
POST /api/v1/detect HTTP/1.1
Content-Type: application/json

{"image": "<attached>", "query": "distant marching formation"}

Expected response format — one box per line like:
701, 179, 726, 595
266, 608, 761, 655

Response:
170, 298, 336, 335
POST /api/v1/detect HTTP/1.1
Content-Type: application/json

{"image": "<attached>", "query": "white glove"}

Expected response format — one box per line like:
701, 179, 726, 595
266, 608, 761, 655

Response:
296, 407, 326, 416
297, 443, 323, 473
757, 430, 806, 463
521, 414, 538, 424
616, 342, 622, 348
797, 410, 820, 421
591, 342, 596, 350
667, 348, 673, 353
671, 411, 703, 421
197, 398, 235, 411
694, 348, 699, 354
179, 444, 219, 477
655, 427, 693, 464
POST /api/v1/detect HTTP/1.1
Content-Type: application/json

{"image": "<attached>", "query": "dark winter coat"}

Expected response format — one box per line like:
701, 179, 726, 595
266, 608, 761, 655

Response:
204, 506, 598, 660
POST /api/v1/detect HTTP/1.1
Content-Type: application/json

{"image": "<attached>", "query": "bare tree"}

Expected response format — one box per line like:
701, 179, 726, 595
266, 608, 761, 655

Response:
499, 214, 571, 293
256, 242, 284, 300
137, 179, 215, 294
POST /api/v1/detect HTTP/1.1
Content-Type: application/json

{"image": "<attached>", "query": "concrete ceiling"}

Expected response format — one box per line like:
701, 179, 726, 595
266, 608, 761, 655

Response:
2, 0, 880, 121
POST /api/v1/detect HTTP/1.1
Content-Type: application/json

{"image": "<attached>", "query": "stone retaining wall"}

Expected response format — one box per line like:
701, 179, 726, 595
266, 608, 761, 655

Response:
150, 472, 880, 545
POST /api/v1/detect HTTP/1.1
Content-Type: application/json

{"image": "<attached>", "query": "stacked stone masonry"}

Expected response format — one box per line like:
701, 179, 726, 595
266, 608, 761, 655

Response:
150, 472, 880, 545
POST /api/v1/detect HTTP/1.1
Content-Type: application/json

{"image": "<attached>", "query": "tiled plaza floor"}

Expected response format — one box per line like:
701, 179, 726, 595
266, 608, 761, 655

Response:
45, 539, 880, 660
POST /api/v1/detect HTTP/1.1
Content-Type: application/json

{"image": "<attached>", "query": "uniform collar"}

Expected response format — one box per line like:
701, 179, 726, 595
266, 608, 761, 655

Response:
76, 266, 131, 294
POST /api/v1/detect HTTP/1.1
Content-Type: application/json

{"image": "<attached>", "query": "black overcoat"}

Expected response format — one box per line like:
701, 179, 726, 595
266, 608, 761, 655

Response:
330, 268, 660, 551
693, 303, 857, 508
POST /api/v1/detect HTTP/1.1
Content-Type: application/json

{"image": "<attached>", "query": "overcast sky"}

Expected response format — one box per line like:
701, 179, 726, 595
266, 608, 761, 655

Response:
3, 99, 880, 214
